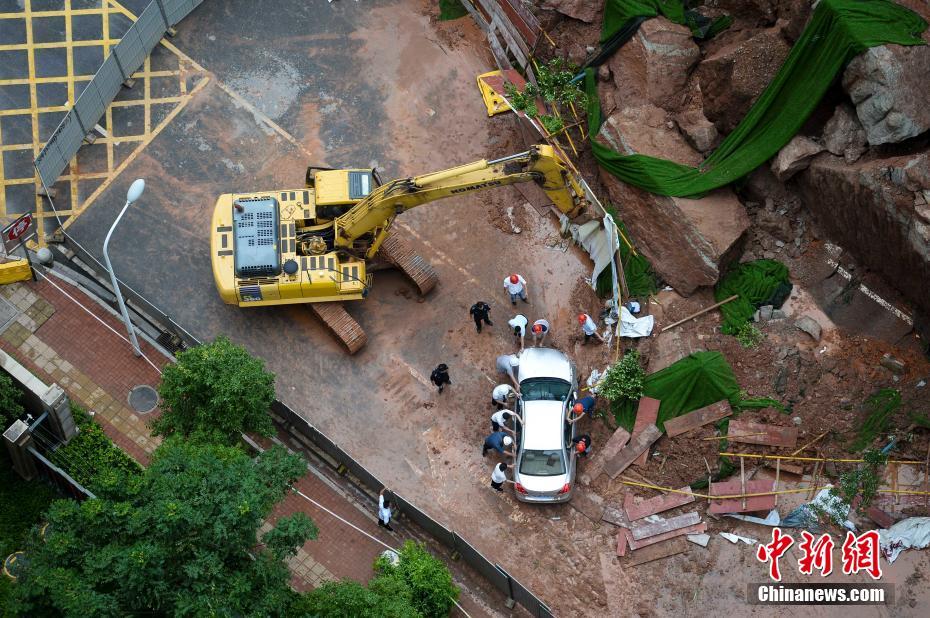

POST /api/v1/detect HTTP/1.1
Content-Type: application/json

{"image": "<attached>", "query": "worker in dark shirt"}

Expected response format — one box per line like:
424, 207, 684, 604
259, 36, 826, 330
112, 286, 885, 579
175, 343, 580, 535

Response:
430, 363, 451, 393
482, 431, 514, 457
470, 301, 493, 333
572, 434, 592, 459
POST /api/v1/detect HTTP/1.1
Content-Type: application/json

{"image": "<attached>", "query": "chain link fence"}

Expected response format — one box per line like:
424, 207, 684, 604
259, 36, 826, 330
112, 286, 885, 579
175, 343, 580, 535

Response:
34, 0, 207, 189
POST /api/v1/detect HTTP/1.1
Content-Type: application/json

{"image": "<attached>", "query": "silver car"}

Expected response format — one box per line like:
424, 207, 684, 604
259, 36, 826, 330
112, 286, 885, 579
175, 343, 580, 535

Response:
512, 347, 578, 503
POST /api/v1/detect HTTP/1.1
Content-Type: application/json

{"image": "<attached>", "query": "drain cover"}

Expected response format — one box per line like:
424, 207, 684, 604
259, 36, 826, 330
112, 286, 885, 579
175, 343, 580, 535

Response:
128, 385, 159, 414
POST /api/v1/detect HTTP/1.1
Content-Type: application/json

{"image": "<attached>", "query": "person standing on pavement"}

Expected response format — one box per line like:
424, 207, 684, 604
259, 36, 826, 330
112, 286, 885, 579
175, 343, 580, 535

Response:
490, 408, 523, 434
578, 313, 604, 344
469, 301, 493, 333
504, 274, 529, 305
495, 354, 520, 388
482, 431, 515, 457
508, 314, 528, 351
567, 395, 596, 424
531, 318, 550, 347
492, 383, 520, 408
378, 488, 394, 531
490, 462, 513, 492
430, 363, 451, 393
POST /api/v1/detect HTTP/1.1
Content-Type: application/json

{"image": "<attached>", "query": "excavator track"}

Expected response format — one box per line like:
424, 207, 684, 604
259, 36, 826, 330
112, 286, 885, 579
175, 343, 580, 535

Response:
378, 233, 439, 295
309, 302, 367, 354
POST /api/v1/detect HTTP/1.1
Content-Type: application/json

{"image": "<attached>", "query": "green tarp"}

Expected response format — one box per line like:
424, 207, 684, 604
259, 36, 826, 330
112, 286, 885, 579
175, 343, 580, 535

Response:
588, 0, 927, 198
601, 0, 685, 42
613, 351, 782, 431
714, 259, 791, 334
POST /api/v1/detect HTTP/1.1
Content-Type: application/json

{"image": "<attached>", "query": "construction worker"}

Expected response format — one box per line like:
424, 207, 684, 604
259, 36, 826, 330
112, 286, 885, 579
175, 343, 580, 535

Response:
430, 363, 451, 393
470, 301, 493, 332
490, 462, 513, 492
483, 431, 515, 457
504, 273, 529, 305
531, 318, 550, 347
492, 383, 520, 408
578, 313, 604, 344
509, 314, 528, 351
572, 434, 592, 459
495, 354, 520, 388
378, 488, 394, 531
567, 395, 596, 424
490, 409, 523, 434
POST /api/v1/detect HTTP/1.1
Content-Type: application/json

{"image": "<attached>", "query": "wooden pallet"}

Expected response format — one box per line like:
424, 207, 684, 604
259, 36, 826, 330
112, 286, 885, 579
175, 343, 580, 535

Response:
378, 233, 439, 295
309, 302, 367, 354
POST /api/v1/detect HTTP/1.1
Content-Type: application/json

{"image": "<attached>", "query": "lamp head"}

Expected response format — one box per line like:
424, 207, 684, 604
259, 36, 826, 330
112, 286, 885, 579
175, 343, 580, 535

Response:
126, 178, 146, 203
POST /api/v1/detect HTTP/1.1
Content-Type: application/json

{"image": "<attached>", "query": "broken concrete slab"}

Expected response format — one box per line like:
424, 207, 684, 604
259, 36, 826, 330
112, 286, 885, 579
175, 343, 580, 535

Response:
628, 522, 707, 550
795, 315, 823, 341
687, 533, 710, 547
603, 505, 631, 528
624, 487, 696, 521
865, 506, 896, 529
628, 536, 690, 566
632, 397, 661, 466
616, 527, 632, 557
571, 491, 607, 522
709, 479, 777, 514
727, 419, 798, 448
587, 426, 632, 480
606, 425, 663, 479
631, 511, 701, 541
772, 135, 824, 182
663, 401, 731, 437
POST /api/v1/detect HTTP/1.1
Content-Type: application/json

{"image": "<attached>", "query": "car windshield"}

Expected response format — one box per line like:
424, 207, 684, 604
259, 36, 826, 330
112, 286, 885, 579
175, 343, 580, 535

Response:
519, 449, 566, 477
520, 378, 571, 402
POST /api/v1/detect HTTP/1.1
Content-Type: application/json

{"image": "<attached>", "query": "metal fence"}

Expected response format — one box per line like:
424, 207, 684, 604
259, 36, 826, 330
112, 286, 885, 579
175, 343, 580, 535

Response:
34, 0, 207, 188
26, 446, 95, 502
269, 400, 555, 617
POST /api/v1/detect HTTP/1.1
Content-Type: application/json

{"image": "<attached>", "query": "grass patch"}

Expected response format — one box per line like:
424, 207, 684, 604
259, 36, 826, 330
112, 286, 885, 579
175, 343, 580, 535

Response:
0, 456, 59, 612
439, 0, 469, 20
849, 388, 900, 453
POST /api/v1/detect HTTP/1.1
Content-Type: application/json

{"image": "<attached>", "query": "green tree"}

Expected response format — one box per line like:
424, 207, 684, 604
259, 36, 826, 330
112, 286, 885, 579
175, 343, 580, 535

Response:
11, 439, 315, 616
0, 371, 24, 430
375, 541, 459, 617
298, 579, 418, 618
152, 336, 276, 444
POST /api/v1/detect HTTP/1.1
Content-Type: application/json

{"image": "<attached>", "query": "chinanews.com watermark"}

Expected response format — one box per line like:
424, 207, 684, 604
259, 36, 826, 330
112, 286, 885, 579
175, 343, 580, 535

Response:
747, 527, 894, 605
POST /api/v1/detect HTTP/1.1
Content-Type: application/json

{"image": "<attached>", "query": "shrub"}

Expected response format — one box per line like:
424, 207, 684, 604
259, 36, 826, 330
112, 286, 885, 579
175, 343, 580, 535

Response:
0, 370, 24, 430
375, 541, 458, 617
735, 322, 764, 348
600, 351, 645, 404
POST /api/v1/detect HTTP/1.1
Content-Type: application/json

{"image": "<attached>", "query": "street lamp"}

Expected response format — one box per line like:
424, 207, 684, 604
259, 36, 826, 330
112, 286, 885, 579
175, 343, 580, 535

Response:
103, 178, 145, 357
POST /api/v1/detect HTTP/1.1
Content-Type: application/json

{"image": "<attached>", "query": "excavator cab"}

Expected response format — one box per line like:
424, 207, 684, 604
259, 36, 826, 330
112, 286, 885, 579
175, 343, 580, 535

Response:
305, 166, 383, 220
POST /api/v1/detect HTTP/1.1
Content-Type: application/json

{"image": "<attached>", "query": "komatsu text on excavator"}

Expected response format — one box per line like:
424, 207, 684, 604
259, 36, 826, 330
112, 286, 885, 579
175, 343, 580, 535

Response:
210, 145, 589, 353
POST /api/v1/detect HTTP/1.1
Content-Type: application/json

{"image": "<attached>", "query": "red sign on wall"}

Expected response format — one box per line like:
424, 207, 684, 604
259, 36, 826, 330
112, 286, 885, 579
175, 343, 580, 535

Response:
2, 213, 35, 253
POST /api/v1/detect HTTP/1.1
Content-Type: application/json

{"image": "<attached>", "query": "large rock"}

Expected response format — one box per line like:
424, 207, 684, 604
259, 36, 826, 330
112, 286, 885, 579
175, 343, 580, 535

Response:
822, 103, 868, 164
675, 109, 720, 153
696, 23, 791, 134
771, 135, 823, 182
842, 44, 930, 145
608, 18, 700, 113
541, 0, 604, 24
796, 149, 930, 318
596, 106, 749, 294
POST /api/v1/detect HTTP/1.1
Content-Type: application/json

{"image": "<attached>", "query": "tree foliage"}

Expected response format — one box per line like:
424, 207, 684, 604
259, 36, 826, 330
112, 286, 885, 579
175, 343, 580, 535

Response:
10, 439, 315, 616
376, 541, 459, 617
600, 351, 645, 404
152, 336, 276, 445
299, 579, 419, 618
0, 370, 24, 430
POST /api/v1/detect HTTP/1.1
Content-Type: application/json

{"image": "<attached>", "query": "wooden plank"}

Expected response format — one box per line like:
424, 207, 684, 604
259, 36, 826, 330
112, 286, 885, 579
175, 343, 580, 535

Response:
663, 401, 731, 438
497, 0, 539, 47
602, 505, 630, 528
490, 16, 529, 68
631, 512, 701, 541
629, 523, 707, 550
865, 506, 895, 529
616, 527, 632, 557
709, 479, 776, 513
727, 420, 798, 448
632, 397, 660, 466
486, 24, 513, 72
628, 537, 690, 566
624, 487, 695, 521
587, 426, 631, 480
605, 425, 662, 479
571, 491, 605, 522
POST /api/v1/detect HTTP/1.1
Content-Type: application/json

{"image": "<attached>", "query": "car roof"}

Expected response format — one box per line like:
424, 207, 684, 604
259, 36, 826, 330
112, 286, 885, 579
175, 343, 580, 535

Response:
517, 347, 573, 382
521, 400, 565, 450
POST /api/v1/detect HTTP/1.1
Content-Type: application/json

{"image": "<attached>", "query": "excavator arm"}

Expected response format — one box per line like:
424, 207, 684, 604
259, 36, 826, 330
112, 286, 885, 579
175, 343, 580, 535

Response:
333, 144, 587, 255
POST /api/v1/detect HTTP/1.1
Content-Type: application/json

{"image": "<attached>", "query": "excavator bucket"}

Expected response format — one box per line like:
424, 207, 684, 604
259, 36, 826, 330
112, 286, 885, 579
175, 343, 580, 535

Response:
476, 70, 523, 117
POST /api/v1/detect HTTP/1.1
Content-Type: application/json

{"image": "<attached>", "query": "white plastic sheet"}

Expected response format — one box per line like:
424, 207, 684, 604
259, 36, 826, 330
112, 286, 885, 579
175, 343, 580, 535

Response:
619, 306, 654, 338
878, 517, 930, 563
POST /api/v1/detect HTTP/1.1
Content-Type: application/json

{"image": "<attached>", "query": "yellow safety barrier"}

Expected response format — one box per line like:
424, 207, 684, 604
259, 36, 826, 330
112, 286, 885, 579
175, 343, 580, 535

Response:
0, 259, 33, 284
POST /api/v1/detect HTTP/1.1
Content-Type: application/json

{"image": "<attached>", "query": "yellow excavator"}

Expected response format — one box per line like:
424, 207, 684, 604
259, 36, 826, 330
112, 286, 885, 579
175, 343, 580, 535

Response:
210, 145, 589, 353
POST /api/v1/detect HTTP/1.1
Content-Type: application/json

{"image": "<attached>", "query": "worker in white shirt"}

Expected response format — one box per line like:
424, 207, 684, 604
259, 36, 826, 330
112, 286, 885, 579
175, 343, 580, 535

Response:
578, 313, 604, 344
495, 354, 520, 388
378, 488, 394, 531
490, 408, 523, 434
508, 314, 528, 351
504, 274, 529, 305
490, 462, 513, 492
531, 318, 550, 347
492, 383, 520, 408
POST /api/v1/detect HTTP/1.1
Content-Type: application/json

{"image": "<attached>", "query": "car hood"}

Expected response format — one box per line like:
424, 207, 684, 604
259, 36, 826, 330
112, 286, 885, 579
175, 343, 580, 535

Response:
516, 347, 572, 382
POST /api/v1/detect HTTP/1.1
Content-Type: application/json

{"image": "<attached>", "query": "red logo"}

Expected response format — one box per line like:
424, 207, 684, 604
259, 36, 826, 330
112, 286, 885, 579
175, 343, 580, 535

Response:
5, 214, 32, 242
757, 528, 884, 581
756, 528, 794, 582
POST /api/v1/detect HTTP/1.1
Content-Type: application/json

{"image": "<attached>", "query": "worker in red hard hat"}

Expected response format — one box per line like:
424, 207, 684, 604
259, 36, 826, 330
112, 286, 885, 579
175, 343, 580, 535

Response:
572, 434, 592, 459
503, 273, 528, 305
566, 395, 596, 425
578, 313, 604, 344
530, 318, 550, 347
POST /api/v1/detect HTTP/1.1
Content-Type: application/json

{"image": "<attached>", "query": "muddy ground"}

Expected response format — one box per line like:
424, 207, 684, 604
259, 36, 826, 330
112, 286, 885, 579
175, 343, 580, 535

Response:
61, 0, 930, 615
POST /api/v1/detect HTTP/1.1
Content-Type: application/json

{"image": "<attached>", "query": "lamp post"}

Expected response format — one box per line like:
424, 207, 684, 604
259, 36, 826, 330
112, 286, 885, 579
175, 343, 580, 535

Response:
103, 178, 145, 357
